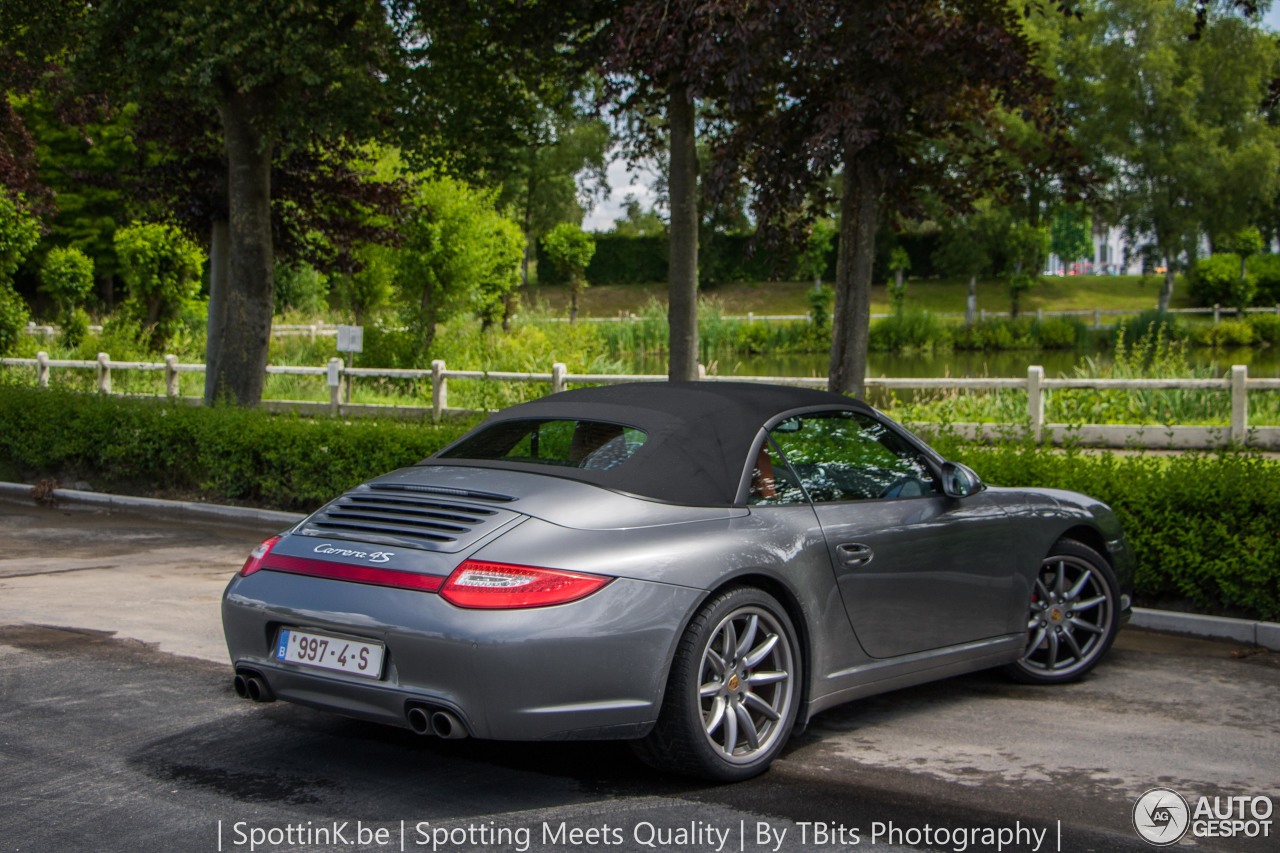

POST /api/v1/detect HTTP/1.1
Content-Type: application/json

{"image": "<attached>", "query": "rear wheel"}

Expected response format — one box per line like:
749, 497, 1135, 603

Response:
634, 586, 801, 781
1004, 539, 1120, 684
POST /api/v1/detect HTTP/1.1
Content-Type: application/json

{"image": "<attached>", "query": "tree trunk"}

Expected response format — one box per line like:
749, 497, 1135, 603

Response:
1158, 255, 1175, 313
204, 217, 230, 402
667, 81, 699, 382
829, 157, 882, 398
965, 275, 977, 326
207, 89, 274, 406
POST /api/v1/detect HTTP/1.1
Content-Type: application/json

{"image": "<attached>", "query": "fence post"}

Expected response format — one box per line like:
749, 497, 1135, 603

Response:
1230, 364, 1248, 445
327, 357, 341, 415
164, 355, 179, 398
1093, 308, 1101, 330
551, 362, 566, 394
1213, 303, 1221, 324
1036, 308, 1044, 323
1027, 365, 1045, 444
310, 324, 317, 342
431, 359, 447, 422
96, 352, 111, 394
36, 351, 49, 388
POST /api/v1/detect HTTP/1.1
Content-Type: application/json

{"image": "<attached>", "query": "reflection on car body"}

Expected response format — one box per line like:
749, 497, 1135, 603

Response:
222, 382, 1132, 780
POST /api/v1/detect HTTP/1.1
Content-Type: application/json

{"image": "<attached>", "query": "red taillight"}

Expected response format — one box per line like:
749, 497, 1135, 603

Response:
240, 536, 282, 577
440, 560, 610, 609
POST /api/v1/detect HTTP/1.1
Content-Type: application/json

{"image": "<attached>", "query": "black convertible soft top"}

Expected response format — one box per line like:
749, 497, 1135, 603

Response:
428, 381, 870, 506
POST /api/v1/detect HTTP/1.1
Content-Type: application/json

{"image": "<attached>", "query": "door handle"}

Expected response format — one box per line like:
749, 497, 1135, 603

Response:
837, 543, 874, 567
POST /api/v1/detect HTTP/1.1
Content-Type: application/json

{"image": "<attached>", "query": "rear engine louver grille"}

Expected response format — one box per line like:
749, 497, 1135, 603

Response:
297, 486, 520, 552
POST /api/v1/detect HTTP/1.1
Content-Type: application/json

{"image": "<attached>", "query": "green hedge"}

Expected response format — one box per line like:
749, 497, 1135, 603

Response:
940, 442, 1280, 622
0, 387, 476, 511
2, 387, 1275, 620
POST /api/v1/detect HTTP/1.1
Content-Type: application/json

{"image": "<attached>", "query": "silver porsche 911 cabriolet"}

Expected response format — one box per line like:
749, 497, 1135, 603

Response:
222, 382, 1132, 781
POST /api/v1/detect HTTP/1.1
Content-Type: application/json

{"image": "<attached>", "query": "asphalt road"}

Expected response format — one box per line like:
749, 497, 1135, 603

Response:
0, 498, 1276, 853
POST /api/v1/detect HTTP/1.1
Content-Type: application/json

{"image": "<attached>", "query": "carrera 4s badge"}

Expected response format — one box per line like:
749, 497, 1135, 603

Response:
312, 543, 394, 563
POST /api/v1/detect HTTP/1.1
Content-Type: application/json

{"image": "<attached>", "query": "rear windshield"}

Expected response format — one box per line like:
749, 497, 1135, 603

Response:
438, 419, 647, 471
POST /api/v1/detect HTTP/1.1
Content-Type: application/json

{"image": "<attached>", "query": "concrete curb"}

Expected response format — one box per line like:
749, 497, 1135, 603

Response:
3, 480, 1277, 650
1130, 607, 1280, 651
0, 481, 304, 528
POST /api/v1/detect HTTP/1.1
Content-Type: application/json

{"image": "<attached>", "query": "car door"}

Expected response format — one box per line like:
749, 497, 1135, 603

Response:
765, 410, 1018, 659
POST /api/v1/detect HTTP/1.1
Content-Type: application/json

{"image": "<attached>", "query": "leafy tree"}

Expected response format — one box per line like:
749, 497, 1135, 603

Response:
0, 193, 37, 353
14, 94, 139, 300
333, 244, 394, 327
273, 261, 329, 318
87, 0, 405, 404
542, 223, 596, 323
707, 0, 1057, 396
612, 197, 667, 237
498, 102, 610, 286
603, 2, 752, 380
1050, 204, 1094, 268
39, 246, 94, 311
394, 177, 523, 361
887, 247, 912, 317
795, 218, 838, 290
1060, 0, 1280, 311
933, 215, 992, 325
0, 192, 40, 285
113, 221, 205, 351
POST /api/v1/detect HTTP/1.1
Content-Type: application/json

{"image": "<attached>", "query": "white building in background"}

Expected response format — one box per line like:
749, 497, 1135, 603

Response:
1043, 222, 1145, 277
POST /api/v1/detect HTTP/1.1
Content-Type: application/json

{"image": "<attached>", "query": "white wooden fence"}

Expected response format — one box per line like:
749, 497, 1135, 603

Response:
3, 351, 1279, 450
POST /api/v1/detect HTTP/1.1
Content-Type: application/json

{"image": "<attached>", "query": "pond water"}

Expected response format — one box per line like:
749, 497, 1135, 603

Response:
628, 346, 1280, 379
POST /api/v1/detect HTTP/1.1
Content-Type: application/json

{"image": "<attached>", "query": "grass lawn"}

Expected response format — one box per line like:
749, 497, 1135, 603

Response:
524, 275, 1194, 319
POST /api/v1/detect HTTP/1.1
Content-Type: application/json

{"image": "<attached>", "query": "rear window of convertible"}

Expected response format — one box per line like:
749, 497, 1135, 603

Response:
438, 419, 648, 471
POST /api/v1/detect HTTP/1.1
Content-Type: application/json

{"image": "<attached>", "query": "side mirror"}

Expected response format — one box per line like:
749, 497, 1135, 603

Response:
940, 462, 982, 498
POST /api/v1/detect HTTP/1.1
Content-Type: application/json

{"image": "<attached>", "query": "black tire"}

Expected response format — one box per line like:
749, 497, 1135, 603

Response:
633, 586, 802, 782
1004, 538, 1121, 685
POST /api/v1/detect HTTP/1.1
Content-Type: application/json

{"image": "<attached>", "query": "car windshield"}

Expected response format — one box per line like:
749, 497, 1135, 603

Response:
437, 419, 648, 471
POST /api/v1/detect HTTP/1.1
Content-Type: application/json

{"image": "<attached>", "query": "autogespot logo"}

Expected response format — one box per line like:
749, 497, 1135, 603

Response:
1133, 787, 1191, 846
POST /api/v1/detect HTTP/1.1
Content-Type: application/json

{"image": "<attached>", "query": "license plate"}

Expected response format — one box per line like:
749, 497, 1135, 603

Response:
275, 628, 385, 679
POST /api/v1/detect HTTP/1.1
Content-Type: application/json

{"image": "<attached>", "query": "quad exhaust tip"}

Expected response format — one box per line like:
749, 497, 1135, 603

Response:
233, 670, 275, 703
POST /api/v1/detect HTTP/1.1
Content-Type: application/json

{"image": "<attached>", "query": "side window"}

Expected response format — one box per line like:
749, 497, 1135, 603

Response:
748, 439, 807, 505
768, 411, 939, 503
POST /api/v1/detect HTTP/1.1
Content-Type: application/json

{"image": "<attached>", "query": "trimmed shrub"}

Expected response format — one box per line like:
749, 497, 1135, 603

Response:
0, 387, 476, 511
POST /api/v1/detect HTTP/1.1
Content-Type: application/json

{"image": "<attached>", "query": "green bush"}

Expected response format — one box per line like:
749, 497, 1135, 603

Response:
1189, 253, 1256, 309
1193, 319, 1255, 348
0, 387, 476, 511
953, 317, 1036, 350
274, 261, 330, 317
1031, 315, 1086, 349
114, 222, 207, 351
1248, 253, 1280, 304
869, 310, 951, 352
0, 283, 31, 356
949, 445, 1280, 622
1247, 311, 1280, 345
1121, 309, 1184, 345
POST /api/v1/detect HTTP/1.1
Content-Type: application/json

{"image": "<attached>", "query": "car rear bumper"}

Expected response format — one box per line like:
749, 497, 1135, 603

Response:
222, 570, 703, 740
